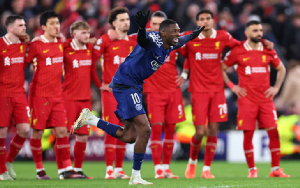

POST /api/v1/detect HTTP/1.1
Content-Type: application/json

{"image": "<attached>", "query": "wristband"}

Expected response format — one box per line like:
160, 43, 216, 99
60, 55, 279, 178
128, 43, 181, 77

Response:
227, 81, 235, 90
181, 72, 188, 80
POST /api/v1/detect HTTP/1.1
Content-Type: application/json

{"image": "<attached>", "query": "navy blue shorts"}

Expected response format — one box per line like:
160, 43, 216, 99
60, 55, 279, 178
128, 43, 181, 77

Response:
112, 88, 146, 121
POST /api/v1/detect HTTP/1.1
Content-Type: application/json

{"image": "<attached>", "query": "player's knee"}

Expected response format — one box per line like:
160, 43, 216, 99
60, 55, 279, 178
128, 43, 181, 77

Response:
18, 124, 30, 137
31, 129, 44, 139
194, 128, 205, 139
143, 126, 151, 139
0, 128, 8, 138
54, 127, 68, 138
127, 136, 137, 144
207, 127, 218, 137
76, 134, 88, 142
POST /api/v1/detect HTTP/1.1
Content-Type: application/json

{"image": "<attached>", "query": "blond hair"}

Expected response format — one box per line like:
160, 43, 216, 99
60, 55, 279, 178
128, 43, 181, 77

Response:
70, 21, 90, 36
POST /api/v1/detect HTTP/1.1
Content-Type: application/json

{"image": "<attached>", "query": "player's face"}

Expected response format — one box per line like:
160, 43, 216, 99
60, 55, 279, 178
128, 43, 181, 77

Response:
150, 16, 165, 32
196, 13, 213, 31
165, 23, 180, 46
246, 24, 263, 43
10, 19, 26, 37
74, 29, 90, 44
42, 17, 60, 37
113, 13, 130, 32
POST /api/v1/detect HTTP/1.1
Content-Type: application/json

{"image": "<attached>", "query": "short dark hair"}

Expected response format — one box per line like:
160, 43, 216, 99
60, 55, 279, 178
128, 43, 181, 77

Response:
159, 19, 177, 32
40, 11, 60, 26
5, 15, 24, 27
108, 7, 129, 25
196, 9, 214, 21
151, 11, 167, 19
246, 20, 261, 28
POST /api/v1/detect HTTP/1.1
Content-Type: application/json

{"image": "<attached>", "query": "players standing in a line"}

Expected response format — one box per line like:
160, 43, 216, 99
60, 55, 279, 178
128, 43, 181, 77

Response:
0, 15, 30, 180
62, 21, 102, 179
222, 21, 290, 178
180, 10, 273, 179
71, 9, 204, 185
25, 11, 82, 180
91, 7, 136, 179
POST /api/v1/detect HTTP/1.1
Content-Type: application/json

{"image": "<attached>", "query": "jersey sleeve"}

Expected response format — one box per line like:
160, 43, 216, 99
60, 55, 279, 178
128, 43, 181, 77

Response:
183, 58, 190, 70
25, 42, 37, 65
269, 50, 281, 68
92, 36, 107, 62
224, 32, 241, 49
89, 44, 102, 88
223, 48, 238, 67
129, 33, 137, 41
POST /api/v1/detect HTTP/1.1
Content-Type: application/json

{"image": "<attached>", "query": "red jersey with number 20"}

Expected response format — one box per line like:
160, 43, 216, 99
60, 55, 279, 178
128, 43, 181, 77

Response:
183, 29, 240, 92
223, 41, 281, 104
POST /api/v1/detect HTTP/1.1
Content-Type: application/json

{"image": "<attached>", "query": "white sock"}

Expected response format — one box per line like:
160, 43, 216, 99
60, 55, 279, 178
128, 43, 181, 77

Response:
37, 168, 45, 173
162, 164, 169, 171
271, 166, 279, 172
73, 168, 82, 172
154, 164, 162, 172
132, 169, 141, 176
202, 166, 210, 172
248, 167, 257, 172
188, 158, 198, 165
65, 166, 73, 171
57, 168, 65, 174
88, 117, 100, 127
106, 166, 113, 172
114, 167, 122, 173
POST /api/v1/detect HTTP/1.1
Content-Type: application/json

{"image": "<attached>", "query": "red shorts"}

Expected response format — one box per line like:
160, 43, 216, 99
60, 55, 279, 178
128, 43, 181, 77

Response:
237, 102, 277, 130
29, 96, 66, 130
0, 94, 30, 127
191, 90, 228, 125
147, 88, 186, 125
101, 91, 122, 126
64, 99, 91, 135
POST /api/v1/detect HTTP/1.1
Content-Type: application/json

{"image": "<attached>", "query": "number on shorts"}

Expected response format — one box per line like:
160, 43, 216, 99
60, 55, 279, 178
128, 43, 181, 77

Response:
178, 104, 183, 116
130, 93, 140, 104
273, 110, 278, 121
26, 106, 30, 117
218, 103, 227, 115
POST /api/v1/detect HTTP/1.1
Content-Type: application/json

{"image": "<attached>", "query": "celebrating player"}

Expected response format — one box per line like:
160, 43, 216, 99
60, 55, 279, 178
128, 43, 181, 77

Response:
0, 15, 30, 180
26, 11, 82, 180
92, 7, 136, 179
71, 10, 205, 185
62, 21, 102, 179
180, 10, 273, 179
222, 20, 290, 178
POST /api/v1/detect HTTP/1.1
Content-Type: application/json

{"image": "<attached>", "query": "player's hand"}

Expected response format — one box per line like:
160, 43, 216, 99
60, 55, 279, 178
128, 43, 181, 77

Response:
175, 75, 185, 87
100, 84, 112, 92
134, 10, 150, 29
108, 29, 119, 41
190, 26, 205, 40
263, 39, 274, 50
20, 34, 30, 43
265, 86, 279, 100
88, 37, 97, 45
232, 85, 247, 98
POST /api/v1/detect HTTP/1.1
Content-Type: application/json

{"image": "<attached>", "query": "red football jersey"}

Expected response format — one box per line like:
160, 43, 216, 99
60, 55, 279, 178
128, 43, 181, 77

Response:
183, 29, 240, 92
92, 34, 137, 84
223, 41, 281, 104
0, 35, 27, 97
62, 39, 101, 100
25, 36, 64, 97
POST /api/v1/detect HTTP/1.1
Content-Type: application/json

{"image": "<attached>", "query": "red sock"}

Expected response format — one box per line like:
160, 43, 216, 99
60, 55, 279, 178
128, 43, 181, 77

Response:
243, 131, 255, 169
56, 137, 72, 168
30, 138, 43, 169
162, 123, 175, 165
204, 135, 217, 166
115, 140, 126, 168
0, 138, 7, 174
190, 135, 202, 160
73, 141, 86, 169
150, 125, 162, 166
54, 143, 64, 171
267, 128, 281, 167
104, 134, 116, 167
6, 134, 26, 163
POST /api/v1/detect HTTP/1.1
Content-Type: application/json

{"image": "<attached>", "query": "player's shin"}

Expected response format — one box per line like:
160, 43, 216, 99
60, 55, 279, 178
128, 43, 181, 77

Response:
55, 137, 72, 171
97, 119, 122, 138
267, 128, 281, 171
243, 131, 256, 170
104, 135, 116, 179
162, 124, 175, 167
150, 125, 162, 172
115, 140, 126, 169
0, 138, 7, 175
73, 141, 86, 171
30, 138, 44, 171
203, 135, 217, 171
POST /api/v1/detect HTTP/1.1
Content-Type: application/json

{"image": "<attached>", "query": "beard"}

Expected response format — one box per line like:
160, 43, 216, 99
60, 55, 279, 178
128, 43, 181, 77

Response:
250, 36, 262, 43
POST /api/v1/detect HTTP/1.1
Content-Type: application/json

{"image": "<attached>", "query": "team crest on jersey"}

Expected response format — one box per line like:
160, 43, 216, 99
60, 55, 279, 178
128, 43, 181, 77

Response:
135, 104, 143, 111
59, 44, 63, 52
130, 46, 133, 52
87, 49, 90, 55
20, 45, 23, 53
262, 55, 266, 63
148, 32, 163, 47
215, 41, 220, 49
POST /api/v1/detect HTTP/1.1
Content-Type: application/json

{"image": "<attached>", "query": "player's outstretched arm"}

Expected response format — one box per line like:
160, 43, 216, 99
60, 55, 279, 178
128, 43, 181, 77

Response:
265, 62, 286, 100
173, 26, 205, 50
134, 10, 151, 48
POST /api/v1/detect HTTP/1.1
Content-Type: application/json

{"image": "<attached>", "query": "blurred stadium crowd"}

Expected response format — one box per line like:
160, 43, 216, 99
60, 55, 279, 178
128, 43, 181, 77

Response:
1, 0, 300, 131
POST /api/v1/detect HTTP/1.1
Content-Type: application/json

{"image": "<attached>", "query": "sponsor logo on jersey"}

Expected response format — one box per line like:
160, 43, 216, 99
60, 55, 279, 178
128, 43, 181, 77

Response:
4, 57, 24, 66
245, 66, 267, 75
150, 60, 162, 70
195, 52, 218, 60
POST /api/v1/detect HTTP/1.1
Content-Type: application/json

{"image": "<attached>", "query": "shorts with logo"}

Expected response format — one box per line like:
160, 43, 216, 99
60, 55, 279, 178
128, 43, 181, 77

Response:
113, 87, 146, 121
191, 90, 228, 125
29, 96, 66, 130
147, 88, 185, 125
64, 99, 91, 134
101, 90, 123, 126
0, 94, 30, 127
237, 102, 277, 130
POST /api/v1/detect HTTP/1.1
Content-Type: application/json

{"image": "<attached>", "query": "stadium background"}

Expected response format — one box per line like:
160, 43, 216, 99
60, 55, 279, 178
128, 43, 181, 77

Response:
1, 0, 300, 163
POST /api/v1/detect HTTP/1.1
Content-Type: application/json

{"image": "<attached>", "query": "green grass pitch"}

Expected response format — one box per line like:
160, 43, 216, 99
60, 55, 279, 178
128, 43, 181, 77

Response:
1, 160, 299, 188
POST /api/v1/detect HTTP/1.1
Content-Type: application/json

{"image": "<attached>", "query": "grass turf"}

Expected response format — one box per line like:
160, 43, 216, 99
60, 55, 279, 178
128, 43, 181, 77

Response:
1, 160, 299, 188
